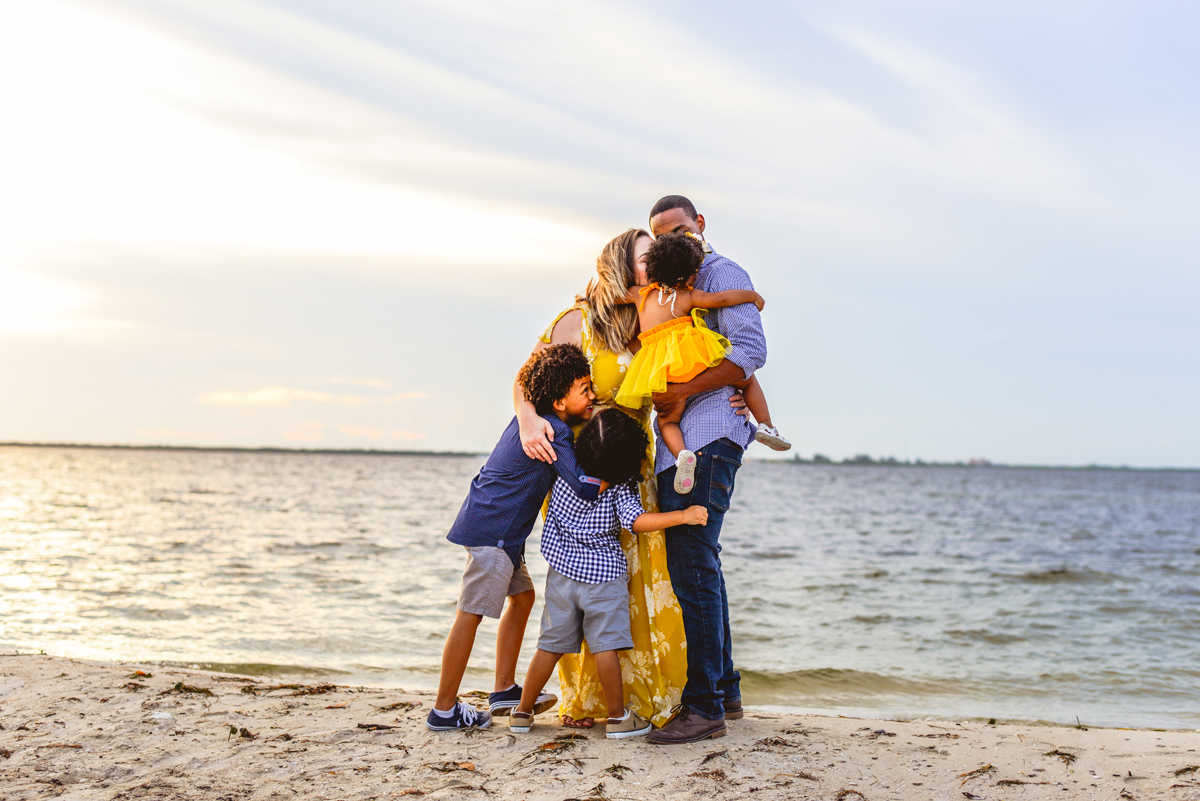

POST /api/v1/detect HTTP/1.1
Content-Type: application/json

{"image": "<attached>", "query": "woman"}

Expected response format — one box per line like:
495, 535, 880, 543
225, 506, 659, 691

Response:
513, 228, 687, 728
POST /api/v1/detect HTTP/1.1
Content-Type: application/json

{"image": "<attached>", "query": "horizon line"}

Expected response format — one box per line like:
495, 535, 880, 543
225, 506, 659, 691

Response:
1, 441, 1196, 472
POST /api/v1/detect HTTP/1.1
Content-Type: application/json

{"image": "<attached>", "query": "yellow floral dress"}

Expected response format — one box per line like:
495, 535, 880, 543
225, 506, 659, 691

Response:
540, 304, 687, 727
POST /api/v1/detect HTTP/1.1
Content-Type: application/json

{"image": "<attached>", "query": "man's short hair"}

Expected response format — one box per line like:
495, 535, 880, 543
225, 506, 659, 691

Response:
649, 195, 697, 223
517, 344, 590, 416
574, 408, 649, 486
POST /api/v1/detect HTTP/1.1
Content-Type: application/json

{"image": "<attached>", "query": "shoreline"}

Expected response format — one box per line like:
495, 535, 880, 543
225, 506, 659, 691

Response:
2, 655, 1198, 800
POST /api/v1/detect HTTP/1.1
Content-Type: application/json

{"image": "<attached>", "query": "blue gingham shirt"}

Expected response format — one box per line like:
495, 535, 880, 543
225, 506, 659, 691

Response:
654, 248, 768, 473
447, 416, 601, 566
541, 478, 645, 584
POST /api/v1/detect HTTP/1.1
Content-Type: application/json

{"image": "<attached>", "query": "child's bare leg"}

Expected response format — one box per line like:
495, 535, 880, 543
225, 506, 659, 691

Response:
435, 609, 483, 710
732, 375, 773, 428
494, 589, 535, 692
593, 649, 624, 720
659, 420, 687, 459
513, 649, 563, 714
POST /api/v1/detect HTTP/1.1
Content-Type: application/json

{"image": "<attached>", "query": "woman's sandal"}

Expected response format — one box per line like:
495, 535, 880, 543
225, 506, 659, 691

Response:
561, 715, 594, 728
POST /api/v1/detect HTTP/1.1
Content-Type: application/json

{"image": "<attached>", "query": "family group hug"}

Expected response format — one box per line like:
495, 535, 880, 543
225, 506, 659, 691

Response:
427, 195, 790, 745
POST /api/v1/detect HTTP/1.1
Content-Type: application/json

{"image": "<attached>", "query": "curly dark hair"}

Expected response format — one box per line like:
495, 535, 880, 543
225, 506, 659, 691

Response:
517, 344, 591, 416
645, 231, 704, 291
575, 408, 649, 486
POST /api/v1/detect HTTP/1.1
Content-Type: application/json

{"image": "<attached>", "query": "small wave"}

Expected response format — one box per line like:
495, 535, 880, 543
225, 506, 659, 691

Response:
739, 667, 965, 701
160, 660, 350, 678
1005, 568, 1117, 584
945, 629, 1027, 645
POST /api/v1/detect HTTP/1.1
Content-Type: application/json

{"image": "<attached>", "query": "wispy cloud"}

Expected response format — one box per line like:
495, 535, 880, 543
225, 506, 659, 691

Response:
337, 426, 383, 439
197, 387, 427, 407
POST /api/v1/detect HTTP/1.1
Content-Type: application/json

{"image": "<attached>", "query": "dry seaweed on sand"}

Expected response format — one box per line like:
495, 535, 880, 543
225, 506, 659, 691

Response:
227, 726, 256, 741
599, 764, 632, 779
35, 743, 83, 750
1175, 766, 1200, 777
959, 764, 997, 785
377, 701, 422, 713
916, 732, 960, 739
997, 779, 1052, 786
517, 734, 587, 767
125, 670, 152, 679
1044, 749, 1077, 766
390, 790, 428, 797
751, 736, 802, 752
835, 790, 866, 801
690, 768, 730, 782
357, 722, 398, 730
123, 682, 146, 692
773, 771, 819, 783
160, 681, 213, 696
781, 726, 819, 736
241, 682, 336, 696
563, 782, 607, 800
424, 761, 476, 773
0, 748, 11, 759
700, 749, 729, 764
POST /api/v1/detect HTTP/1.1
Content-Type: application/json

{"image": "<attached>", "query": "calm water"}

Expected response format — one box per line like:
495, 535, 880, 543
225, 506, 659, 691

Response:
2, 446, 1198, 729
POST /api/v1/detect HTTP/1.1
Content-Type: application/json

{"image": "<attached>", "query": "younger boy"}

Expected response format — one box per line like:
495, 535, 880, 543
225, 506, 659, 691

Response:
427, 344, 602, 731
508, 408, 708, 739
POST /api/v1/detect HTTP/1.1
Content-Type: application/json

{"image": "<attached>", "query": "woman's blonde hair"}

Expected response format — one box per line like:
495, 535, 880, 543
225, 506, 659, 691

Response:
579, 228, 649, 355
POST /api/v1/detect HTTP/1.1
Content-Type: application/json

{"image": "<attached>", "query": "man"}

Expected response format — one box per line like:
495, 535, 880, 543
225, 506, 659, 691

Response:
645, 194, 767, 744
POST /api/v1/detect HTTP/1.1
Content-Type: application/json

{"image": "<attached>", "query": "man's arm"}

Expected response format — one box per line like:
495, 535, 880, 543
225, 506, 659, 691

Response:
652, 360, 746, 419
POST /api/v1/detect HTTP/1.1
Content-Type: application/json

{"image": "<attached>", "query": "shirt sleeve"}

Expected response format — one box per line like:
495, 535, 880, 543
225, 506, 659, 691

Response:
707, 258, 767, 380
547, 417, 602, 502
614, 481, 646, 532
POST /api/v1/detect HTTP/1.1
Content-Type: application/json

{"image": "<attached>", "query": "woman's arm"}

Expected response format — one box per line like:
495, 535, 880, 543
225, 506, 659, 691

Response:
631, 505, 708, 532
516, 309, 583, 463
686, 288, 765, 312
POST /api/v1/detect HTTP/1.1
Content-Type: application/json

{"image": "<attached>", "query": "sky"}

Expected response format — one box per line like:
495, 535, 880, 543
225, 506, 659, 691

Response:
1, 0, 1197, 466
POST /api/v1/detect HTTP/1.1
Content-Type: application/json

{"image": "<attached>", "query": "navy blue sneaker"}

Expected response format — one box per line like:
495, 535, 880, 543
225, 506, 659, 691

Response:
425, 701, 492, 731
488, 685, 558, 717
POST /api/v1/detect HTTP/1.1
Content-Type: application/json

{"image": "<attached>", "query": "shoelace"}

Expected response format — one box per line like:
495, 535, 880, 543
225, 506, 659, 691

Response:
458, 702, 487, 725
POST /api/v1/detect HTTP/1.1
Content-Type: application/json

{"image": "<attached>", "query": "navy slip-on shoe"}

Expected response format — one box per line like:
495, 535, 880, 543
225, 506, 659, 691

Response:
488, 685, 558, 716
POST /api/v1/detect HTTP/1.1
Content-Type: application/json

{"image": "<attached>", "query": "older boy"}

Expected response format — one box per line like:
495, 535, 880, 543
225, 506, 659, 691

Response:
427, 344, 602, 731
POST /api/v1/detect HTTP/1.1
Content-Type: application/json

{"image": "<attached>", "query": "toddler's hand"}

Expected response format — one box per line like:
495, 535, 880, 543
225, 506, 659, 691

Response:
753, 292, 765, 312
682, 505, 709, 526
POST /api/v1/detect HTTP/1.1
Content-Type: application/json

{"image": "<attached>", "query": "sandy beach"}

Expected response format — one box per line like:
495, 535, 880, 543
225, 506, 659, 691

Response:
2, 654, 1198, 800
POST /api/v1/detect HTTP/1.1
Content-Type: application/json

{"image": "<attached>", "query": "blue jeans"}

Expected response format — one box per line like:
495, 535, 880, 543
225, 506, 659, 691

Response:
657, 437, 743, 719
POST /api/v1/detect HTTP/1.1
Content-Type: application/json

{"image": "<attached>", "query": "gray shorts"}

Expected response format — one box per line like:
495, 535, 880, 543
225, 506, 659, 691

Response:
537, 567, 633, 654
457, 546, 534, 619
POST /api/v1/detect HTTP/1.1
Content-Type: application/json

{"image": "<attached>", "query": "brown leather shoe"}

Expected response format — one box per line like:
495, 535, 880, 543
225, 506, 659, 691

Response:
723, 699, 744, 720
646, 707, 726, 744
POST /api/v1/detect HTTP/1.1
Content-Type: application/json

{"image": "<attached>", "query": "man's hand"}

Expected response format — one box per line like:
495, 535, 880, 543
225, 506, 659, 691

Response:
518, 414, 557, 462
752, 292, 765, 312
682, 505, 709, 527
651, 383, 689, 419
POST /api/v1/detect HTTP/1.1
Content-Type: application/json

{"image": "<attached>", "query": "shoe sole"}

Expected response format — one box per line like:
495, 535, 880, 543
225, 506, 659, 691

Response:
606, 724, 652, 739
754, 431, 791, 451
490, 697, 557, 716
426, 720, 492, 732
674, 452, 697, 494
648, 726, 726, 744
509, 722, 532, 734
724, 709, 744, 720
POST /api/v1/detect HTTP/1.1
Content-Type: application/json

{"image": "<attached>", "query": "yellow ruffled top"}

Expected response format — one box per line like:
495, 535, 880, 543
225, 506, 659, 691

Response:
615, 295, 732, 409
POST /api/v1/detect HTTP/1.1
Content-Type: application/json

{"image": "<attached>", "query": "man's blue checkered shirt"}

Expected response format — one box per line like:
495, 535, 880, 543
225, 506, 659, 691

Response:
653, 248, 768, 474
446, 415, 600, 567
541, 478, 645, 584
